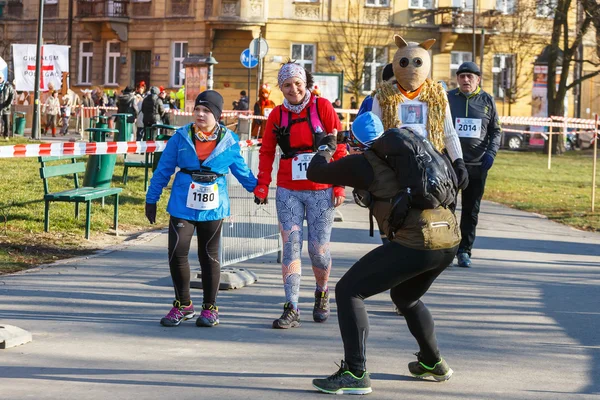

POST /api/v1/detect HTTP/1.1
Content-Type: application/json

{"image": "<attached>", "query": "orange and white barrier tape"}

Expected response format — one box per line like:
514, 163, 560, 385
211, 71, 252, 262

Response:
0, 138, 262, 159
500, 115, 600, 130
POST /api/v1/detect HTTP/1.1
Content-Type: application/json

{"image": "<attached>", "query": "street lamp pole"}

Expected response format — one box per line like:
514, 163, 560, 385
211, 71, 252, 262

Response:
472, 0, 477, 64
205, 52, 218, 91
31, 0, 45, 139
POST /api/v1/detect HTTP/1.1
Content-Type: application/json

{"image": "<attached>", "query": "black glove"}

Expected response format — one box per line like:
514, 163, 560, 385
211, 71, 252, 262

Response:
480, 154, 494, 170
317, 134, 337, 153
254, 196, 268, 205
145, 203, 157, 224
452, 158, 469, 191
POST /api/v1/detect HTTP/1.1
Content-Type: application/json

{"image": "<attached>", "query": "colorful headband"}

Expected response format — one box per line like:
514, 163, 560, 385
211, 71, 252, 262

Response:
278, 63, 306, 87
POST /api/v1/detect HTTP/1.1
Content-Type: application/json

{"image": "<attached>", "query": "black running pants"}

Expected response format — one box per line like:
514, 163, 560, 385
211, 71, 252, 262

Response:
168, 217, 222, 306
335, 242, 458, 372
459, 165, 488, 256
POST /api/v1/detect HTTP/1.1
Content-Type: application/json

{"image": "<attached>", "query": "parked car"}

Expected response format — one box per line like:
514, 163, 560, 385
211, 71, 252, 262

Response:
501, 131, 534, 150
502, 130, 583, 151
574, 130, 595, 150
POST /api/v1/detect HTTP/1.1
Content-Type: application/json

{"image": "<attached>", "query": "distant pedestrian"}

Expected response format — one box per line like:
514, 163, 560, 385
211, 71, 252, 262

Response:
333, 98, 344, 121
117, 86, 138, 124
0, 73, 15, 140
43, 91, 60, 137
232, 90, 249, 111
142, 86, 166, 138
60, 94, 72, 135
158, 87, 171, 125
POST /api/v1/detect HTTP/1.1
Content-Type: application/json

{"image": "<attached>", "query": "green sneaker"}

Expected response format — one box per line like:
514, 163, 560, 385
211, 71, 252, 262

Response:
408, 353, 453, 382
312, 361, 372, 395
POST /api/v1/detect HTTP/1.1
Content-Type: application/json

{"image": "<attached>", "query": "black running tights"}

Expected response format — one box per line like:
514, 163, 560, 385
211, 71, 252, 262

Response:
335, 242, 458, 372
168, 217, 222, 307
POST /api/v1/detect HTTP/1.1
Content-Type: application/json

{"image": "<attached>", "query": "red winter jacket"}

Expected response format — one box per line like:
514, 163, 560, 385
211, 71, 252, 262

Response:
257, 94, 346, 191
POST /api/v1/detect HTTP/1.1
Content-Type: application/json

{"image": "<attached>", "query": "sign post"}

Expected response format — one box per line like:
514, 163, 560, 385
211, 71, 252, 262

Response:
249, 36, 269, 104
240, 48, 258, 111
593, 115, 598, 212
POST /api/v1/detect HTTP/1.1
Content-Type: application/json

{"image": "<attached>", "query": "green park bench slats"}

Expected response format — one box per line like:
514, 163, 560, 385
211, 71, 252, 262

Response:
39, 162, 87, 179
38, 156, 122, 240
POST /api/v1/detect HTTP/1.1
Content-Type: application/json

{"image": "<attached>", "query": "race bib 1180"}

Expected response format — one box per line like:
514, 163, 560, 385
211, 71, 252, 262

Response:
186, 183, 219, 211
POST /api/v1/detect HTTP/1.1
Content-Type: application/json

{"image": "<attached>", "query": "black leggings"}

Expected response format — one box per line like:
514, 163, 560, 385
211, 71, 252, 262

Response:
335, 242, 458, 372
168, 216, 222, 306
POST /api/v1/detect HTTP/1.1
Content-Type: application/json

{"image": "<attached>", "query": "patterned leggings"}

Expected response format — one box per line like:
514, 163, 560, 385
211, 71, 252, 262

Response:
276, 187, 335, 307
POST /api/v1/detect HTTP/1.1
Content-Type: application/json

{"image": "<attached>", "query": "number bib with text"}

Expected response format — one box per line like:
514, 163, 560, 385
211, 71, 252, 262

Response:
291, 153, 315, 181
455, 118, 482, 138
186, 183, 219, 211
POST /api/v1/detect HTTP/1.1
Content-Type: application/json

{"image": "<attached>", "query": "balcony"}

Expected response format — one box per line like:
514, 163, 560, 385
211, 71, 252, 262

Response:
437, 7, 499, 33
169, 0, 193, 17
43, 3, 58, 18
77, 0, 130, 41
5, 0, 23, 18
77, 0, 129, 19
131, 1, 151, 17
205, 0, 266, 24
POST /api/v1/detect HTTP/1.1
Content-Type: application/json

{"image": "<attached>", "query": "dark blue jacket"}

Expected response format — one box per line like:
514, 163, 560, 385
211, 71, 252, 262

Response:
447, 87, 502, 165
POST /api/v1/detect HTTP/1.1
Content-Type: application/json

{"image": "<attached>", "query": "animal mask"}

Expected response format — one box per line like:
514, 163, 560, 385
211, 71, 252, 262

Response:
260, 84, 271, 97
392, 35, 435, 92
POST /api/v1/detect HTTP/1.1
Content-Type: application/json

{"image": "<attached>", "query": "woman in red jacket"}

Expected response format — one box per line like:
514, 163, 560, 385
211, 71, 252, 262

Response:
254, 61, 346, 329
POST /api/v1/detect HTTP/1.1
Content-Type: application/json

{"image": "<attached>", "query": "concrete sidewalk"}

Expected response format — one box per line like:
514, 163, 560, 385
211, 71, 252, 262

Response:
1, 200, 599, 399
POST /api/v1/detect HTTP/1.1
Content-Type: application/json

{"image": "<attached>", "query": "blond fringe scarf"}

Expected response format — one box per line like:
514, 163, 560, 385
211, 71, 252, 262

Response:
373, 79, 447, 153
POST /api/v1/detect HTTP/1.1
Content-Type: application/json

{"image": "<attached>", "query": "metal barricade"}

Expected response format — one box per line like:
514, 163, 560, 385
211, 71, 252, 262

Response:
221, 146, 281, 266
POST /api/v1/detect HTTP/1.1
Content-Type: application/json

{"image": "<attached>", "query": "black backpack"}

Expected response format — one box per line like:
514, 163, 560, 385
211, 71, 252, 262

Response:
369, 127, 458, 238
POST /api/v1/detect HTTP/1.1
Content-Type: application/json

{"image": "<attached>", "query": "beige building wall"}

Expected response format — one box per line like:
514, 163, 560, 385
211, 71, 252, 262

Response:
0, 0, 596, 117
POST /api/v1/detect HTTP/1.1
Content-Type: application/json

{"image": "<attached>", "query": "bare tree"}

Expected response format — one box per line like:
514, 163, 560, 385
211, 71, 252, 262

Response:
322, 0, 391, 101
547, 0, 600, 154
490, 2, 549, 115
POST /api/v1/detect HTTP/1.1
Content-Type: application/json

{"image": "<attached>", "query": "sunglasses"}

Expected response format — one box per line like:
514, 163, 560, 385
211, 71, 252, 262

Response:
348, 130, 373, 151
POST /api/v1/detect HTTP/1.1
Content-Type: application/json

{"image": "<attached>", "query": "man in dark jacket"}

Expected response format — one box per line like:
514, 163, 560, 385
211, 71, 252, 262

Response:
0, 74, 15, 140
447, 61, 502, 268
142, 86, 165, 138
117, 86, 138, 124
232, 90, 249, 111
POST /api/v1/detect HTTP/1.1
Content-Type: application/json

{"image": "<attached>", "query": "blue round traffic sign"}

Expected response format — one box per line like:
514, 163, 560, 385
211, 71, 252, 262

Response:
240, 48, 258, 69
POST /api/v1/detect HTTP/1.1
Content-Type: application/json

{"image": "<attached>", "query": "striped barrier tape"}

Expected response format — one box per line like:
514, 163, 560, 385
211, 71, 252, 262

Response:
0, 139, 262, 159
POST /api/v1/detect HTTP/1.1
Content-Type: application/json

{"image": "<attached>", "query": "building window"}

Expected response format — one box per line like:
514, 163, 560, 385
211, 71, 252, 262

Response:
409, 0, 434, 9
366, 0, 390, 6
172, 41, 188, 87
536, 0, 556, 17
105, 41, 120, 85
291, 44, 315, 72
363, 47, 388, 92
79, 41, 93, 85
492, 54, 514, 98
496, 0, 516, 13
453, 0, 473, 9
450, 51, 473, 89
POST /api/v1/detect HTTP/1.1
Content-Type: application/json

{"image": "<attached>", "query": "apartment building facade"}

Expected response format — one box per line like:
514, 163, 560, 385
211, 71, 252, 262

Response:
0, 0, 597, 116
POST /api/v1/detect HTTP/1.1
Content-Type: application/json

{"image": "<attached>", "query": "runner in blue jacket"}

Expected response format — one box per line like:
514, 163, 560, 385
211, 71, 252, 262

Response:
146, 90, 257, 328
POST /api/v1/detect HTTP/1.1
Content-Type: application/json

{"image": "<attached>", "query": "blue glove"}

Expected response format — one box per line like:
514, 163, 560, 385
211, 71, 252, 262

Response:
481, 154, 494, 170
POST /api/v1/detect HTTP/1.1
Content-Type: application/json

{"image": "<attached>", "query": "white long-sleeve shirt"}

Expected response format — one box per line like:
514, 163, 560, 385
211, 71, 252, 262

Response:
372, 92, 463, 162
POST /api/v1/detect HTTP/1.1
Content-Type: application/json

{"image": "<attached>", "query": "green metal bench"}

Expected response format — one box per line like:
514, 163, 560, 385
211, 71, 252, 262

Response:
122, 124, 178, 190
39, 156, 122, 240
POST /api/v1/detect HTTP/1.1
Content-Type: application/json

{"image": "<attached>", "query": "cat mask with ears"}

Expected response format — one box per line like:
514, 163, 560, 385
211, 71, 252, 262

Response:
392, 35, 435, 92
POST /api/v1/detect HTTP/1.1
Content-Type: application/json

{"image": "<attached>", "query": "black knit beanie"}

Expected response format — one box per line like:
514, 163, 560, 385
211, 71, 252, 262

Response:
195, 90, 223, 121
